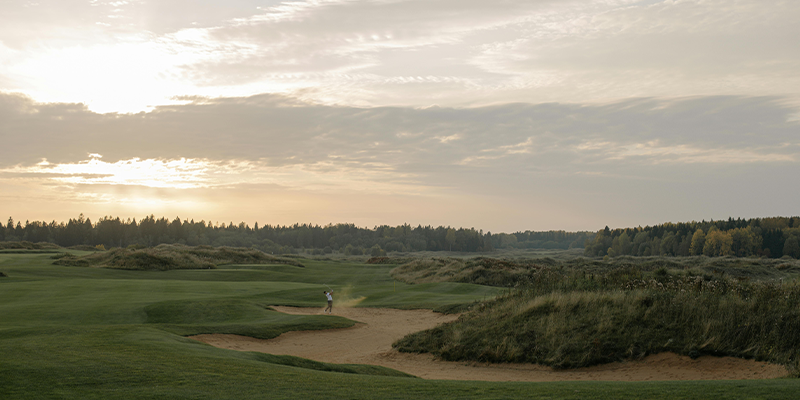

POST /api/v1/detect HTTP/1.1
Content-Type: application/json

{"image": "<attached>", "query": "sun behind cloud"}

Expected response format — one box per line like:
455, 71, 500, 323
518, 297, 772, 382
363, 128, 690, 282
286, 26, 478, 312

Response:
15, 154, 213, 189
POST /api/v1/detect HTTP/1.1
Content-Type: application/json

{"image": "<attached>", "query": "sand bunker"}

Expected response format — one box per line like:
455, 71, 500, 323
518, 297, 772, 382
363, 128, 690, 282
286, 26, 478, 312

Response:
191, 306, 787, 381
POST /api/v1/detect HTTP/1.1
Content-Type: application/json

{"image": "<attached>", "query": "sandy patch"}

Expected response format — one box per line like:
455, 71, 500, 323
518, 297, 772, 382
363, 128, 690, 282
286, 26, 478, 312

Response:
190, 306, 787, 381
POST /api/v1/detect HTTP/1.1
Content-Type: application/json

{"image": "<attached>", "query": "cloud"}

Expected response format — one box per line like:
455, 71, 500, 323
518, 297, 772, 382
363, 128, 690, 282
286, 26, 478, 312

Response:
163, 0, 800, 108
2, 91, 799, 231
3, 0, 799, 112
4, 1, 800, 230
173, 0, 567, 90
470, 0, 800, 99
2, 92, 798, 180
0, 0, 269, 48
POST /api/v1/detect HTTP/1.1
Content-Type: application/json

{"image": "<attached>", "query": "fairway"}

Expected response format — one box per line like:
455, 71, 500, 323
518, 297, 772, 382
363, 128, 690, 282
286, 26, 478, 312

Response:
1, 252, 798, 399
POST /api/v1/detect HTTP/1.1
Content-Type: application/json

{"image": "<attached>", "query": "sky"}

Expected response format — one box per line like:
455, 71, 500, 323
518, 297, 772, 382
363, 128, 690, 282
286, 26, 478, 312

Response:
1, 0, 799, 233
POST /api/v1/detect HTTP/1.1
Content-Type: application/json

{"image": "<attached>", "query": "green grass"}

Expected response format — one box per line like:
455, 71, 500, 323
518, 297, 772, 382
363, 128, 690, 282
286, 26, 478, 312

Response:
394, 264, 800, 372
52, 243, 305, 270
390, 254, 800, 288
1, 251, 798, 399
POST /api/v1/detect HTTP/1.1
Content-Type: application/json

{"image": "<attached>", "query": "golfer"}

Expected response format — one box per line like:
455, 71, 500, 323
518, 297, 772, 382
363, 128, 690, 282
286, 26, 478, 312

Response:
323, 290, 333, 314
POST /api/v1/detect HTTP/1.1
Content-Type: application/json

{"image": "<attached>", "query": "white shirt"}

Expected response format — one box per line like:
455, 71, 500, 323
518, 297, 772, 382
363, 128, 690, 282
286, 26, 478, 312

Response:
326, 292, 333, 301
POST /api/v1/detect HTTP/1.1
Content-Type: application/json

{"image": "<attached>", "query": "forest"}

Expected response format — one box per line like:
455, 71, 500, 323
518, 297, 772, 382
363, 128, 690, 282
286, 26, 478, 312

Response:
8, 214, 799, 259
0, 214, 591, 255
583, 217, 800, 259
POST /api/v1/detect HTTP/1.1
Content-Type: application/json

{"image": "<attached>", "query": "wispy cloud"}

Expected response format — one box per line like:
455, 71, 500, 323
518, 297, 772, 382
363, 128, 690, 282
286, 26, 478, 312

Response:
4, 1, 798, 112
2, 1, 800, 230
2, 92, 798, 193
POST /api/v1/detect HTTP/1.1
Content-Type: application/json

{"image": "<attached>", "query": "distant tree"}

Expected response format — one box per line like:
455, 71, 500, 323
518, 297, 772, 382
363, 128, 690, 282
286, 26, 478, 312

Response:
676, 234, 692, 256
445, 228, 456, 251
343, 244, 360, 255
660, 231, 678, 256
690, 229, 706, 256
585, 228, 612, 256
370, 244, 386, 257
762, 229, 785, 258
608, 232, 627, 257
5, 217, 19, 241
384, 241, 404, 252
703, 228, 733, 257
784, 236, 800, 259
730, 226, 761, 257
632, 231, 649, 256
483, 233, 494, 251
619, 231, 633, 255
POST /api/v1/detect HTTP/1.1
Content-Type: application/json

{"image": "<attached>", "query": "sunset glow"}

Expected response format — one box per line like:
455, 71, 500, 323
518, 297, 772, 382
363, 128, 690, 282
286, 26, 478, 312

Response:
1, 0, 799, 231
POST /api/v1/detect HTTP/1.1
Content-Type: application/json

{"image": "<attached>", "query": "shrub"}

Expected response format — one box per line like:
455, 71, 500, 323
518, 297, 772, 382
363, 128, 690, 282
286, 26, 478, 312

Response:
394, 265, 800, 372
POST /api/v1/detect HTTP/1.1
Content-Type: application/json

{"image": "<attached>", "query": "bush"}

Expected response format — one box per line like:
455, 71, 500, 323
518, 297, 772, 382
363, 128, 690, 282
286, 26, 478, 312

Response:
394, 264, 800, 372
370, 245, 386, 257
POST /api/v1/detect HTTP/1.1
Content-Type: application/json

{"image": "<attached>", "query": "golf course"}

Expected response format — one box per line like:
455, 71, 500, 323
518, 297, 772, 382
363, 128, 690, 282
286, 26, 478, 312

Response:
2, 249, 799, 399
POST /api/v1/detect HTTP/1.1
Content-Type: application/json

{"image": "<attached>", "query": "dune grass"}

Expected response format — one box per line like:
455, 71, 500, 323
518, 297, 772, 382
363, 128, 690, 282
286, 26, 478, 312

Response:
394, 264, 800, 372
390, 254, 800, 288
1, 251, 799, 399
0, 241, 62, 250
52, 243, 305, 270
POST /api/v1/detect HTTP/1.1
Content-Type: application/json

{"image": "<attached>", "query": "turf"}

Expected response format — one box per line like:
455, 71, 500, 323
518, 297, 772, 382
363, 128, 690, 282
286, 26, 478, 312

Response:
1, 251, 798, 399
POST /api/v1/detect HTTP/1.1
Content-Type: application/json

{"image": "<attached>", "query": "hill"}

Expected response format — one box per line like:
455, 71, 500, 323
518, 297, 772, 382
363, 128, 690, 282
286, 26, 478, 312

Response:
52, 244, 304, 270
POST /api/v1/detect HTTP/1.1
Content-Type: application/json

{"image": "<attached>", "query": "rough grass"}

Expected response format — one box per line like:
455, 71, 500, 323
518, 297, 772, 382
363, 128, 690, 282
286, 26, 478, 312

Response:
391, 255, 800, 288
394, 266, 800, 373
52, 244, 305, 270
0, 241, 62, 250
2, 252, 800, 399
390, 257, 549, 287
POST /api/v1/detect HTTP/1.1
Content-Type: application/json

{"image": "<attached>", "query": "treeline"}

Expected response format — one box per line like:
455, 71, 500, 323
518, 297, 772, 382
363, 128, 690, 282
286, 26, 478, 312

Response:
0, 215, 588, 254
584, 217, 800, 259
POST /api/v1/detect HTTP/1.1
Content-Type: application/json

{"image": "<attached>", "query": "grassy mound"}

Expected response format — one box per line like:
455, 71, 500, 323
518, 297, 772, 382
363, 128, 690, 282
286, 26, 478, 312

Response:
144, 298, 355, 339
144, 299, 275, 325
248, 352, 416, 377
390, 257, 550, 287
53, 244, 305, 270
0, 241, 61, 250
0, 241, 62, 253
391, 255, 800, 287
394, 267, 800, 372
366, 257, 416, 264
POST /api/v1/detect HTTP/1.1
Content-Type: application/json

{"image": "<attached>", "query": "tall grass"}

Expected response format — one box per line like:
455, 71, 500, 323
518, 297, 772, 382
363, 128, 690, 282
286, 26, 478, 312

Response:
391, 257, 552, 287
390, 255, 800, 288
394, 266, 800, 373
0, 241, 62, 250
52, 243, 305, 270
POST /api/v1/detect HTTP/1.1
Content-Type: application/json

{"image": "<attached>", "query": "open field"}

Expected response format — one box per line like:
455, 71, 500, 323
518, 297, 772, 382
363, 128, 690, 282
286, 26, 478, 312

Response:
2, 250, 799, 399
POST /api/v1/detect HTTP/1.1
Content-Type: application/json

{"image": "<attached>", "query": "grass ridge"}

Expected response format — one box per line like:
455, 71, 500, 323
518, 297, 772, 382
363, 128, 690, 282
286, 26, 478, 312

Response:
52, 244, 305, 270
394, 264, 800, 373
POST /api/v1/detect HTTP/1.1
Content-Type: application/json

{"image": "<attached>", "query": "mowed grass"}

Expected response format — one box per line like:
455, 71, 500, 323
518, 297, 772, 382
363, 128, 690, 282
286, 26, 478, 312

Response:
1, 252, 798, 399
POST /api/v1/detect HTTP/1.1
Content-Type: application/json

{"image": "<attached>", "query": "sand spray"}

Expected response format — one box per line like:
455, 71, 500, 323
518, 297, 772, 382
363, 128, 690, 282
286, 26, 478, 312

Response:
324, 283, 366, 309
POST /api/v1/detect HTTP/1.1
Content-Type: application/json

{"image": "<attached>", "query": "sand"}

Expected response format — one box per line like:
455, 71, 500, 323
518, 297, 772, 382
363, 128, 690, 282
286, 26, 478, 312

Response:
190, 306, 788, 381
